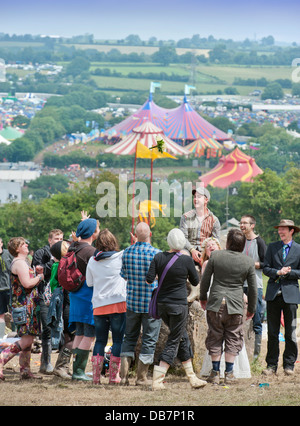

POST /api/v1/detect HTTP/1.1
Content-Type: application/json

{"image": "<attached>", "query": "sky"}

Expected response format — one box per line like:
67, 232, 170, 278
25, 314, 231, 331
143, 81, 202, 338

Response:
1, 0, 300, 43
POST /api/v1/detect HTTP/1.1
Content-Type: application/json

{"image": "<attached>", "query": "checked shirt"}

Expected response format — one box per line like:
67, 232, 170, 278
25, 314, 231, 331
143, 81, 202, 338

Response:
120, 242, 160, 313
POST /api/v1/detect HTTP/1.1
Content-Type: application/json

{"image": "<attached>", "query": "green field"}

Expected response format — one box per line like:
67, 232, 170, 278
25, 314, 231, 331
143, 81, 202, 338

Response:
89, 62, 292, 95
197, 64, 292, 84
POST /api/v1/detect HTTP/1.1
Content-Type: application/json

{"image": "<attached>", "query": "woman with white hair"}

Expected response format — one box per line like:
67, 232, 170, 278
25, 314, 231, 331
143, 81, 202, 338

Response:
146, 228, 207, 390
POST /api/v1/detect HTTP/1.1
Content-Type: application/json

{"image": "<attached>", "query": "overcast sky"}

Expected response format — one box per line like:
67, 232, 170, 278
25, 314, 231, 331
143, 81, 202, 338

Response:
1, 0, 299, 43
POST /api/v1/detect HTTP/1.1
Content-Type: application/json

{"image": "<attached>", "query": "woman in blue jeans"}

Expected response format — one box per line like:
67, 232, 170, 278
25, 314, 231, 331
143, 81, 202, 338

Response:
86, 229, 126, 385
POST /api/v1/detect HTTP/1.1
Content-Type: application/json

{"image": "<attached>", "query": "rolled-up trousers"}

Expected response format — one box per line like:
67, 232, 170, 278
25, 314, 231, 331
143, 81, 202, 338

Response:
157, 303, 193, 366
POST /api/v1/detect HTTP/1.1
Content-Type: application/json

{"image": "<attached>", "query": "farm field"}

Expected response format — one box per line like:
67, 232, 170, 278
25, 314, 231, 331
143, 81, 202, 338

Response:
88, 63, 291, 95
64, 43, 210, 57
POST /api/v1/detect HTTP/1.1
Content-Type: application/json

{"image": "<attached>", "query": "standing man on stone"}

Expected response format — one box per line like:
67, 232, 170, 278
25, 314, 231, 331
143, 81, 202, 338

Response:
263, 219, 300, 376
120, 222, 161, 386
180, 186, 220, 302
32, 229, 64, 374
240, 215, 267, 359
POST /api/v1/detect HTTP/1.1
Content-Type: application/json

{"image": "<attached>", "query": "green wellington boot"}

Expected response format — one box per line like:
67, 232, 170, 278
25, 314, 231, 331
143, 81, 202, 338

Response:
72, 348, 92, 381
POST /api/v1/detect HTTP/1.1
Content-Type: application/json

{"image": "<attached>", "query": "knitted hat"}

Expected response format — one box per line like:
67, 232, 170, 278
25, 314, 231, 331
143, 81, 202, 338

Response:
167, 228, 186, 251
76, 218, 97, 239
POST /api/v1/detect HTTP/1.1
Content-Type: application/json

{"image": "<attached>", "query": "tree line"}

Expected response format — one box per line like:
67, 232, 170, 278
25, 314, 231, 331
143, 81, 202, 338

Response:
0, 168, 299, 252
0, 41, 299, 67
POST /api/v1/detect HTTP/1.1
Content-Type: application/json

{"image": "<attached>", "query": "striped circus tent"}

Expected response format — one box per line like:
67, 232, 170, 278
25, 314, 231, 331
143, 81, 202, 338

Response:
185, 137, 223, 157
162, 95, 229, 142
105, 93, 230, 144
199, 147, 263, 188
105, 121, 189, 156
104, 93, 169, 140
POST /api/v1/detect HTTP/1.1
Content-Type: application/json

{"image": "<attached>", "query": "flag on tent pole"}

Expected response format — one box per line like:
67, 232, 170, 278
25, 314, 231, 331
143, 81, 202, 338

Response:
131, 140, 177, 237
184, 85, 196, 95
150, 82, 161, 93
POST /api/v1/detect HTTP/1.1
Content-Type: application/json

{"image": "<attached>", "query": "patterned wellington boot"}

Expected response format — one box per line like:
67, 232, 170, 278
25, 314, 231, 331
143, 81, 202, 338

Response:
19, 347, 42, 380
91, 354, 104, 385
152, 365, 168, 390
0, 342, 22, 381
109, 355, 121, 384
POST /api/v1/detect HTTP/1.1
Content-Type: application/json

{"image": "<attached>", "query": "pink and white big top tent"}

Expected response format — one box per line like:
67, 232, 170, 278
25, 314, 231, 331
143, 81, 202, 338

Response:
105, 121, 190, 156
104, 93, 229, 144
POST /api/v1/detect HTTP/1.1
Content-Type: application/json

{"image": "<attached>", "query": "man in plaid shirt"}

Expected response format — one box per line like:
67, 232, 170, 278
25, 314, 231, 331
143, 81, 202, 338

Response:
120, 222, 161, 386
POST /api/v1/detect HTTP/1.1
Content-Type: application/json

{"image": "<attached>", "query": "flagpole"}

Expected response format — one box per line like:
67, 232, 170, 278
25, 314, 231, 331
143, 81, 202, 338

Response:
131, 143, 138, 244
149, 157, 154, 226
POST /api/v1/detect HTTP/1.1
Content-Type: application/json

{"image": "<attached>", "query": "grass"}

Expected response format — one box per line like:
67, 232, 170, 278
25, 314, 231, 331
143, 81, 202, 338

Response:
196, 64, 292, 83
89, 62, 292, 95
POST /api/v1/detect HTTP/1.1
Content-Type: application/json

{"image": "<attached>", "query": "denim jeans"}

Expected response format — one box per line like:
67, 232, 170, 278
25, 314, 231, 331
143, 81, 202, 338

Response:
120, 309, 161, 364
39, 298, 52, 342
244, 287, 263, 335
93, 312, 126, 358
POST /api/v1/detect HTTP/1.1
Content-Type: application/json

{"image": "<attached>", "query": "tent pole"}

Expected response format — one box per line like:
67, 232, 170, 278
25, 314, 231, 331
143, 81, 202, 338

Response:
131, 146, 137, 244
225, 186, 229, 229
149, 158, 154, 226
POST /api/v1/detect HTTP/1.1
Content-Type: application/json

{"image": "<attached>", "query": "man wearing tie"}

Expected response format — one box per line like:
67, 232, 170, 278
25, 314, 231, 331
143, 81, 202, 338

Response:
263, 219, 300, 376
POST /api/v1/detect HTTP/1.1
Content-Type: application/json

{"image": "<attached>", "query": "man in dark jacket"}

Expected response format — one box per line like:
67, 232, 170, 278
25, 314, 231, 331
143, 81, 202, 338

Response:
263, 219, 300, 376
32, 229, 63, 374
0, 238, 13, 338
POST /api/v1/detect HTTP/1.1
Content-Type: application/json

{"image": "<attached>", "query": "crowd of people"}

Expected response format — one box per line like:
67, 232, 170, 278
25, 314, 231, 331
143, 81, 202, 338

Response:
0, 186, 300, 391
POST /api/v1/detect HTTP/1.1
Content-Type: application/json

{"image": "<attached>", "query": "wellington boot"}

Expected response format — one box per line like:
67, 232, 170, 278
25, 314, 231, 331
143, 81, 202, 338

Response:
254, 334, 262, 359
109, 355, 121, 384
91, 354, 104, 385
0, 342, 22, 381
53, 347, 72, 380
152, 365, 168, 390
136, 359, 151, 386
72, 348, 92, 381
120, 356, 132, 385
183, 361, 207, 388
20, 347, 43, 380
39, 340, 53, 375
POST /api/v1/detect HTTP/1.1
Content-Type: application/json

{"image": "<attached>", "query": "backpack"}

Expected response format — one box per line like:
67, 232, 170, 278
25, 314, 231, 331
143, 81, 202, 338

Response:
57, 250, 85, 293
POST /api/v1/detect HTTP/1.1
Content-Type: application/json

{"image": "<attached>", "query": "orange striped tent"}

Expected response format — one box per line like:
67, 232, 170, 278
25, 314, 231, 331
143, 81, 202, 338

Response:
199, 147, 263, 188
185, 137, 223, 158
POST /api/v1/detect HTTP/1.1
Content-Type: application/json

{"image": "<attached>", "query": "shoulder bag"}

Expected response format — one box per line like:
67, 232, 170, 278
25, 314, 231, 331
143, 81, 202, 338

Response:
148, 252, 182, 319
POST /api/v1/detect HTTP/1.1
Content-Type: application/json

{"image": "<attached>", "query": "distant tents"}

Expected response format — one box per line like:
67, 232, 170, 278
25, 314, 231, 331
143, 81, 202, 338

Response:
199, 147, 263, 188
105, 93, 229, 144
185, 137, 223, 158
105, 121, 189, 156
0, 126, 23, 141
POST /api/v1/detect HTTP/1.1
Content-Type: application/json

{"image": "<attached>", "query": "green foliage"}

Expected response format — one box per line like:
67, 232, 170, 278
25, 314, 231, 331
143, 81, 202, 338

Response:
22, 175, 70, 201
261, 82, 284, 100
